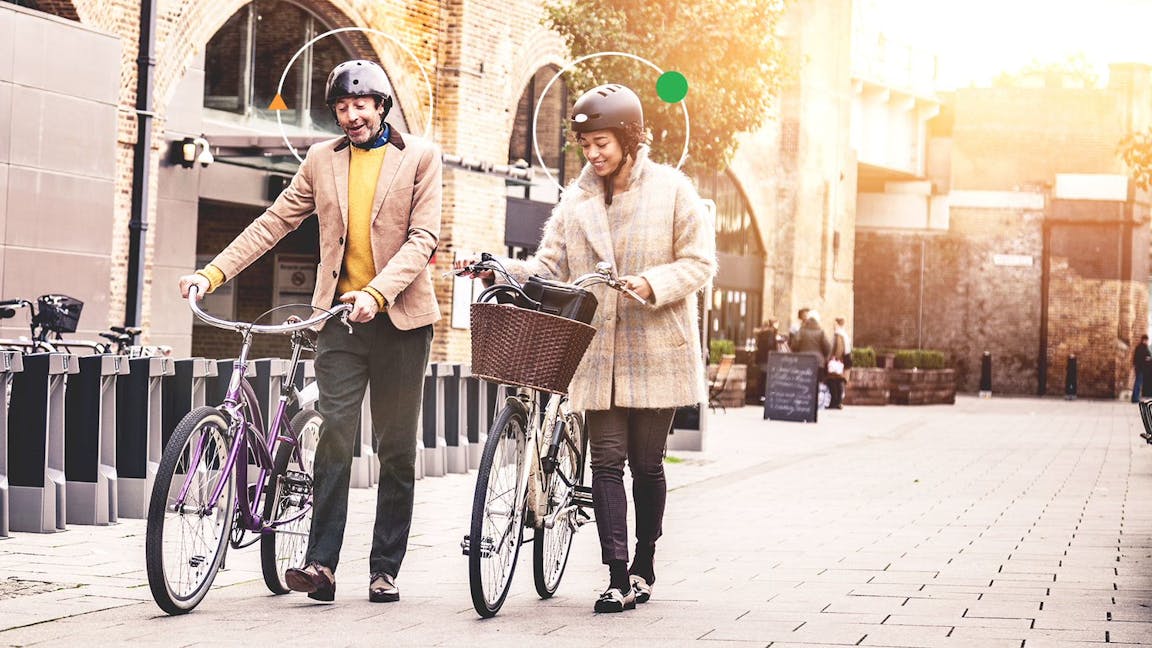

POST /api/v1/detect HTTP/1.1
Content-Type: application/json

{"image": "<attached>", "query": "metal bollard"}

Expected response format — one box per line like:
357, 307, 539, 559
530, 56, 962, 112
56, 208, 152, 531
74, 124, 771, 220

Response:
9, 353, 76, 533
979, 351, 992, 398
1064, 354, 1078, 400
116, 356, 174, 519
162, 358, 217, 449
421, 364, 448, 477
443, 364, 469, 474
0, 350, 25, 537
464, 371, 489, 470
65, 355, 128, 526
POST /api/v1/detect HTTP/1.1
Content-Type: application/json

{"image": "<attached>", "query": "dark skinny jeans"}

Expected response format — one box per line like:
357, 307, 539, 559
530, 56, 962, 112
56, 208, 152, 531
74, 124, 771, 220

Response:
585, 407, 676, 565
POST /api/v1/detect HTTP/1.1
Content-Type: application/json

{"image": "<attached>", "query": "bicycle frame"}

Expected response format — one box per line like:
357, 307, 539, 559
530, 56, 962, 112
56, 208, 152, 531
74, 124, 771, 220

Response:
175, 287, 350, 533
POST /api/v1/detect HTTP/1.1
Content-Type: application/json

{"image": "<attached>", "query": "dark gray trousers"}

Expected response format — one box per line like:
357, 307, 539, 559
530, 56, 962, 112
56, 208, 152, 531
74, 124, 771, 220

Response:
305, 313, 432, 577
585, 407, 675, 564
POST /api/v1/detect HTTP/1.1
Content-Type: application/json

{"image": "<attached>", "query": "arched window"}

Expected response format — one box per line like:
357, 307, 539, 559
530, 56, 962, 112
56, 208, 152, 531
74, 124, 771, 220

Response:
203, 1, 405, 133
698, 171, 765, 348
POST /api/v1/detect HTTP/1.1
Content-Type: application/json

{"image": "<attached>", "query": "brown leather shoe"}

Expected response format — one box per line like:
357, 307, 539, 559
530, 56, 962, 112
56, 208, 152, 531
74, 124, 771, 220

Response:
369, 572, 399, 603
285, 562, 336, 602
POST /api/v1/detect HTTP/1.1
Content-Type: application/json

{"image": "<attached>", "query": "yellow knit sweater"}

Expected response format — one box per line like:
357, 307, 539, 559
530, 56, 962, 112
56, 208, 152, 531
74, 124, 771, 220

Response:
337, 145, 387, 307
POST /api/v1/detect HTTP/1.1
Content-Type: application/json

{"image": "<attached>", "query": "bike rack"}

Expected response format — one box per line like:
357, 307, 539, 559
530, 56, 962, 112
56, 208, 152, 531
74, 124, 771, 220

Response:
442, 363, 470, 475
116, 356, 173, 518
8, 353, 75, 533
421, 363, 448, 478
162, 358, 217, 450
65, 355, 128, 526
0, 350, 24, 537
463, 369, 491, 470
288, 359, 315, 421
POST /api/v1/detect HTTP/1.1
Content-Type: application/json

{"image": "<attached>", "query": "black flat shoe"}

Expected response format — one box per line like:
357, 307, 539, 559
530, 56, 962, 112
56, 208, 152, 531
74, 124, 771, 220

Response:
593, 586, 635, 613
369, 572, 399, 603
285, 562, 336, 602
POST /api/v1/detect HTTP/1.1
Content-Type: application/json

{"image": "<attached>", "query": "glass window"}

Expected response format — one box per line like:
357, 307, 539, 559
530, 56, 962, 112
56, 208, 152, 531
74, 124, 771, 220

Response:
251, 1, 308, 123
203, 0, 365, 132
2, 0, 39, 8
203, 9, 247, 112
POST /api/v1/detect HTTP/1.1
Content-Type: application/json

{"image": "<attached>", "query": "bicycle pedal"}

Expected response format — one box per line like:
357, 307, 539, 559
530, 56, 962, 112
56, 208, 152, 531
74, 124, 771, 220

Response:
571, 485, 593, 509
281, 470, 313, 495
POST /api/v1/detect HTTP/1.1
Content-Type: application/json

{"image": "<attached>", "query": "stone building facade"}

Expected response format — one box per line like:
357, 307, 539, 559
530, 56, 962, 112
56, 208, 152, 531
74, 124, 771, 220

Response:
855, 64, 1152, 397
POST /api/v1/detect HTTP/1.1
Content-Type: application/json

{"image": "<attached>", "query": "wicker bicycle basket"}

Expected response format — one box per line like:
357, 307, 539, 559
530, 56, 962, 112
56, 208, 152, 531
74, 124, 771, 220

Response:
470, 301, 596, 395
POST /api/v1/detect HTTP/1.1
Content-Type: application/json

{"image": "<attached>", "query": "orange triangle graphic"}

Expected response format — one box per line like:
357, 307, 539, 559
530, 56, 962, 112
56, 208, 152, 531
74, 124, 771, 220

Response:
268, 94, 288, 110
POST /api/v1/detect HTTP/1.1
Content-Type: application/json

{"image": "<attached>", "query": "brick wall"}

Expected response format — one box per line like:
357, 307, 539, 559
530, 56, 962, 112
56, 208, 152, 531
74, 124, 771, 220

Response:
855, 206, 1044, 394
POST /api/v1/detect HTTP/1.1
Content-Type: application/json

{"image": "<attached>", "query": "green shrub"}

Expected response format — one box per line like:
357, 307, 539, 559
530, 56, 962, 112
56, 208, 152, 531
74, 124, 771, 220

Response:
709, 339, 735, 364
893, 349, 947, 369
851, 347, 877, 368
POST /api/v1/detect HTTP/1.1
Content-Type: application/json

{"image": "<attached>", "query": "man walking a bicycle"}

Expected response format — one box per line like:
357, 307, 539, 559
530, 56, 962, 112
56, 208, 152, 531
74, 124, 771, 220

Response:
457, 83, 716, 612
179, 59, 441, 604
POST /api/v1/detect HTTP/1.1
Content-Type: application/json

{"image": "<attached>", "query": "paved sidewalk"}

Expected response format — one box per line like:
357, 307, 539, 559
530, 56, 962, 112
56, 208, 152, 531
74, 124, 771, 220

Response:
2, 396, 1151, 646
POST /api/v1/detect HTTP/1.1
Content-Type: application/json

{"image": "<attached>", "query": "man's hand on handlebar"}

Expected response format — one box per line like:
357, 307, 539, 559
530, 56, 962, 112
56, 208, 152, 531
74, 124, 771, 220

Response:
179, 274, 210, 300
339, 290, 380, 323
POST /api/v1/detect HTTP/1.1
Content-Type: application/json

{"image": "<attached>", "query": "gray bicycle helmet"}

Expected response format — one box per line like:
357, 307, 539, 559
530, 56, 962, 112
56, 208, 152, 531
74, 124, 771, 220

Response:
325, 60, 393, 116
570, 84, 644, 133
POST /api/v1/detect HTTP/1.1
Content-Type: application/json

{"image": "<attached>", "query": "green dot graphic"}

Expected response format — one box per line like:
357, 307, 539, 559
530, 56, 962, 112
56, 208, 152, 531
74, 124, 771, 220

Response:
656, 71, 689, 103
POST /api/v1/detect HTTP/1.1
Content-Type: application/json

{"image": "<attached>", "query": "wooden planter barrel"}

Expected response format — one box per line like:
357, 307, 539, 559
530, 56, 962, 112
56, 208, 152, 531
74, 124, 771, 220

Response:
887, 368, 956, 405
844, 367, 889, 405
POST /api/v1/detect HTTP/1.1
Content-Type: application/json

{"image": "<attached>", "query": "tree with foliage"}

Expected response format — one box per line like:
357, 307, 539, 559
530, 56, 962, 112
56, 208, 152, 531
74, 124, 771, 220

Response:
544, 0, 790, 172
1120, 128, 1152, 191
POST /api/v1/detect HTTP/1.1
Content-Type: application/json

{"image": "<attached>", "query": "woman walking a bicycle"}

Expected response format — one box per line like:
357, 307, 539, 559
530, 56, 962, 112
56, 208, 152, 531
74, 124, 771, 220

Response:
457, 83, 715, 612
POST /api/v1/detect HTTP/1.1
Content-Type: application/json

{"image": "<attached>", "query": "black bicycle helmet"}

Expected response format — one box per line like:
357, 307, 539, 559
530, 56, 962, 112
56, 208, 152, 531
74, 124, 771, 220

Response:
570, 83, 644, 133
325, 60, 393, 117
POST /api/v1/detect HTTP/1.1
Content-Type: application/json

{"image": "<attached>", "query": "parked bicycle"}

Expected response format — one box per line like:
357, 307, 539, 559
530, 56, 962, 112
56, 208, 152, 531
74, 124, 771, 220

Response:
144, 286, 351, 614
456, 254, 645, 617
0, 294, 92, 353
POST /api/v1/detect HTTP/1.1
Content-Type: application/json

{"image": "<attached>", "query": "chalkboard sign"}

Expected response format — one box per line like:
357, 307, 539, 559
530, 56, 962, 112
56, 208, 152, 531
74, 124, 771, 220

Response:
763, 352, 820, 422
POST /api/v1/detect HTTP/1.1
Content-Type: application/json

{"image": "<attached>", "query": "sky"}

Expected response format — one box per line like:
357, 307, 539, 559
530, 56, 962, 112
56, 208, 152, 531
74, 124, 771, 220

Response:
860, 0, 1152, 88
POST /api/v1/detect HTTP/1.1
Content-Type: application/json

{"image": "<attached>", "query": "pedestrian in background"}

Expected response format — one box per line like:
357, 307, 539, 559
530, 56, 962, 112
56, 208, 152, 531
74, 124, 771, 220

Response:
1133, 334, 1150, 403
788, 307, 810, 350
827, 317, 851, 409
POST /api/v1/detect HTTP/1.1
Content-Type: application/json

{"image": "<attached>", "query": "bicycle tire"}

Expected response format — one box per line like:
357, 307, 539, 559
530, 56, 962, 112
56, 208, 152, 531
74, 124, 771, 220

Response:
145, 406, 236, 615
469, 403, 530, 618
260, 408, 323, 594
532, 408, 587, 598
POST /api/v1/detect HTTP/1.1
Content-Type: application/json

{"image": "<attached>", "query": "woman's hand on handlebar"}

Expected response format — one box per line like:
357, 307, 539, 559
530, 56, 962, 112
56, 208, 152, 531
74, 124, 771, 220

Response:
619, 275, 652, 302
452, 256, 494, 280
179, 274, 210, 300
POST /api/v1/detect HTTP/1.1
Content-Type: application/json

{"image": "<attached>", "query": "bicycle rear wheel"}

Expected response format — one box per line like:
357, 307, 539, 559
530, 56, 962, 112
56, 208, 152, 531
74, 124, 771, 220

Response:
145, 407, 236, 615
533, 408, 586, 598
260, 409, 323, 594
468, 403, 529, 617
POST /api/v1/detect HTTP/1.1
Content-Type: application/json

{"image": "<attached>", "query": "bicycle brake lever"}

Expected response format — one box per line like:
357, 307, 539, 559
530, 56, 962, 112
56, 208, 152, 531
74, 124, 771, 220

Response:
622, 287, 648, 305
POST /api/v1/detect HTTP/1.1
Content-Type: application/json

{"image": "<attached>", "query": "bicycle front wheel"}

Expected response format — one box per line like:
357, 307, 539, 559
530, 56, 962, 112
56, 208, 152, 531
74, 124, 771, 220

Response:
145, 407, 236, 615
469, 403, 529, 618
533, 408, 586, 598
260, 408, 323, 594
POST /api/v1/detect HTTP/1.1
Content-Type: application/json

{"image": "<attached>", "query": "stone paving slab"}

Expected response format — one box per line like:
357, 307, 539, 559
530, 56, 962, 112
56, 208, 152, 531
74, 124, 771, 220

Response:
2, 396, 1152, 646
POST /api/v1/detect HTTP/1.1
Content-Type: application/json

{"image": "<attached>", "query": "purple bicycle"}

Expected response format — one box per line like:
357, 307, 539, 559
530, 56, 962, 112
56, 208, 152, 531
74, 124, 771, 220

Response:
144, 286, 351, 614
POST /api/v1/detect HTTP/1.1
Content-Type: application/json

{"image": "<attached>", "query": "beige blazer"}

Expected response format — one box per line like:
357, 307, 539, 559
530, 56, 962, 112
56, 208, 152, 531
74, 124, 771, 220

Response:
505, 147, 717, 411
206, 128, 442, 330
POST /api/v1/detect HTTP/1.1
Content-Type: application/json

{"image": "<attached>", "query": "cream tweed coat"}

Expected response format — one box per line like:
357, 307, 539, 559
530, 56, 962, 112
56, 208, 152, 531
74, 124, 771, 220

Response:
504, 148, 717, 412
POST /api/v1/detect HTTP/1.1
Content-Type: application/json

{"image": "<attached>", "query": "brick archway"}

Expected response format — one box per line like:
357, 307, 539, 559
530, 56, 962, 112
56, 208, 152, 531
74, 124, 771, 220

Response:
503, 28, 568, 139
153, 0, 434, 136
29, 0, 79, 20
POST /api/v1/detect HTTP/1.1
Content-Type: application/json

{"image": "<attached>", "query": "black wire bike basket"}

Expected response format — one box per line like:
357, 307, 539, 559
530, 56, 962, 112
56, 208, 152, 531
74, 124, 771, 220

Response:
34, 294, 84, 333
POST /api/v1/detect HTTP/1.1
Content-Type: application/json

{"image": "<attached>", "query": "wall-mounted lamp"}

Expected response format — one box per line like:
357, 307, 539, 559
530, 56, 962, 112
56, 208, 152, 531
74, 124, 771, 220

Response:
170, 135, 214, 169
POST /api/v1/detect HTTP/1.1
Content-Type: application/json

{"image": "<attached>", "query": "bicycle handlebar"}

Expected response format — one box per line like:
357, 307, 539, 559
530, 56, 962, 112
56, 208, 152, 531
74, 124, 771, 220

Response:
453, 256, 647, 305
187, 285, 353, 334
